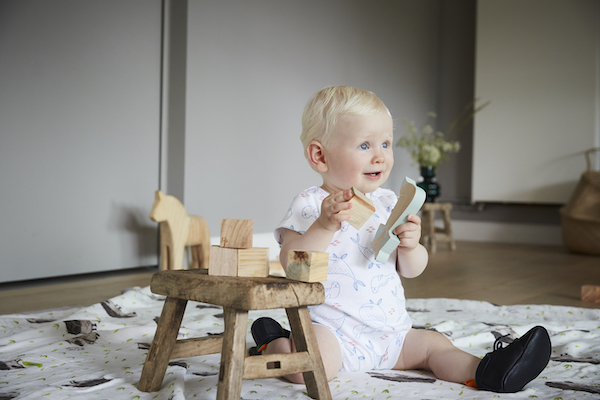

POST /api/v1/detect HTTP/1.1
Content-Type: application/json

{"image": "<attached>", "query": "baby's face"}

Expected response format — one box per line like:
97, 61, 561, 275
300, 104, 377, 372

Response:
321, 112, 394, 194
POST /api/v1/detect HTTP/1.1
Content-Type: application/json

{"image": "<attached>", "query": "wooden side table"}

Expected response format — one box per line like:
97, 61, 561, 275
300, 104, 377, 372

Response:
420, 202, 456, 253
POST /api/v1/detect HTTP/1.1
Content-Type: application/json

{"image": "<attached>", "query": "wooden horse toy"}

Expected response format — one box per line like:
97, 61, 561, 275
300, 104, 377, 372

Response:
149, 190, 210, 270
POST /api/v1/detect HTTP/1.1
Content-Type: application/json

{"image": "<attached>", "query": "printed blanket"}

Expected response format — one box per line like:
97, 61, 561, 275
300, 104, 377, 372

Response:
1, 286, 599, 399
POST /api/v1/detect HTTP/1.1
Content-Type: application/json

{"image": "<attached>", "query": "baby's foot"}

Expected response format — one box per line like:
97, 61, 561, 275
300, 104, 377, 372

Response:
250, 317, 291, 354
475, 325, 551, 392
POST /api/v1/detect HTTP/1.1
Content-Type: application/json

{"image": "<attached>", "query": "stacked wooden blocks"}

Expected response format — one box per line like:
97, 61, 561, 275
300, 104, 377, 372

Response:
208, 219, 269, 277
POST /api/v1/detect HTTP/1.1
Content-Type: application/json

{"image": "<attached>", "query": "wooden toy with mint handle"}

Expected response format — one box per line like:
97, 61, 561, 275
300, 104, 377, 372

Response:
371, 176, 426, 263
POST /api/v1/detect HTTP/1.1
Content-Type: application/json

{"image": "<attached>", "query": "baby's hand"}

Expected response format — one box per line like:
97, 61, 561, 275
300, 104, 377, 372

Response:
393, 215, 422, 252
315, 189, 353, 233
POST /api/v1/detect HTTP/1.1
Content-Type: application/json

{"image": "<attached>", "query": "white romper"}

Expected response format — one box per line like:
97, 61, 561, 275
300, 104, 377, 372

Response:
275, 186, 412, 372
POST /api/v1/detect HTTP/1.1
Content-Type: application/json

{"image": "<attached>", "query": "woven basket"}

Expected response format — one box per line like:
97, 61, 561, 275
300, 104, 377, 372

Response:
560, 148, 600, 255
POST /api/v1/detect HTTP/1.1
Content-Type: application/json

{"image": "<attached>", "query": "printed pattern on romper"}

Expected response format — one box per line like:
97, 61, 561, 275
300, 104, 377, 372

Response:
275, 186, 413, 372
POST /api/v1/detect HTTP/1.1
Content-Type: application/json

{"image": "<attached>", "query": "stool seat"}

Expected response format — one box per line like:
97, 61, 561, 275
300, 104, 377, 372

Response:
151, 270, 325, 310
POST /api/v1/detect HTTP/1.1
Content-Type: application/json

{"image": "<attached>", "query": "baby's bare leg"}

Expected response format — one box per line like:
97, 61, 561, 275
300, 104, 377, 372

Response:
263, 323, 342, 384
394, 328, 479, 384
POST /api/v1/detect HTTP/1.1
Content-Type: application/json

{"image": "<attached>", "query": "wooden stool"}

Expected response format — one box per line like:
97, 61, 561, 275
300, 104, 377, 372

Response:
420, 202, 456, 253
138, 270, 331, 400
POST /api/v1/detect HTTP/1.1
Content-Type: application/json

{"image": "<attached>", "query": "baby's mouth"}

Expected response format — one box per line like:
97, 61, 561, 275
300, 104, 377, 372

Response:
365, 172, 381, 178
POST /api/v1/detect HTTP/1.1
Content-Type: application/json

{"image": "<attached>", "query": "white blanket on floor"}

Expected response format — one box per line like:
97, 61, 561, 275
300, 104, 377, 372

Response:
1, 286, 599, 400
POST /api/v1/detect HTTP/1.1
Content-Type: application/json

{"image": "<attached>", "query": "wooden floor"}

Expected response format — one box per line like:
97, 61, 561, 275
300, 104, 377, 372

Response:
0, 267, 156, 315
0, 241, 598, 315
402, 241, 600, 309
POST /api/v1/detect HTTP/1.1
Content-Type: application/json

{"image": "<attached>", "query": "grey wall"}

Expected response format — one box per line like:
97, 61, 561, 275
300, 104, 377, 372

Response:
473, 0, 599, 204
184, 0, 450, 235
433, 0, 566, 227
3, 0, 582, 283
443, 0, 598, 230
435, 1, 477, 204
0, 1, 161, 282
161, 0, 188, 201
181, 0, 582, 242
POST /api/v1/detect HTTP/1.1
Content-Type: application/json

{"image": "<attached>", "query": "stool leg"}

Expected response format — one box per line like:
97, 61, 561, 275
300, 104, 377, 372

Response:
138, 297, 187, 392
217, 308, 248, 400
427, 208, 437, 253
420, 210, 430, 249
442, 208, 456, 251
286, 307, 332, 400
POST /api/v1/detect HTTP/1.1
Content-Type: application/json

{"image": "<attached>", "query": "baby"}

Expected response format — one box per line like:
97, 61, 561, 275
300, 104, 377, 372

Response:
252, 86, 551, 393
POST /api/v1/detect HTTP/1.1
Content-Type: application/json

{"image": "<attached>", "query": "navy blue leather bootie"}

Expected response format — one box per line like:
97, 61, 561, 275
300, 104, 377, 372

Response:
475, 325, 551, 393
251, 317, 291, 353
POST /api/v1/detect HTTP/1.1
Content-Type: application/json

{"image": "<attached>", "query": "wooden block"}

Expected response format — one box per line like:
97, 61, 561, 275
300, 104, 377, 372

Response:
582, 285, 600, 303
286, 250, 329, 283
209, 246, 238, 276
340, 187, 376, 230
268, 260, 286, 277
208, 246, 269, 277
237, 247, 269, 278
371, 176, 426, 263
220, 219, 253, 249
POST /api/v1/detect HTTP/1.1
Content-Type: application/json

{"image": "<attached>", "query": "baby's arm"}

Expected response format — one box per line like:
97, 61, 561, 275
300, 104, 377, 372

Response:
279, 189, 353, 270
393, 214, 429, 278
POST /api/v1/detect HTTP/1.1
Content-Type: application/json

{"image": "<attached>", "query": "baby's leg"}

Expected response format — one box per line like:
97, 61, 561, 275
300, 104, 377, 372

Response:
394, 328, 479, 384
263, 323, 342, 384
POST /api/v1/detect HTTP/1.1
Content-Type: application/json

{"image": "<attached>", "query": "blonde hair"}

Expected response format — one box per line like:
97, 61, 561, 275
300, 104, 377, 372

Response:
300, 86, 389, 153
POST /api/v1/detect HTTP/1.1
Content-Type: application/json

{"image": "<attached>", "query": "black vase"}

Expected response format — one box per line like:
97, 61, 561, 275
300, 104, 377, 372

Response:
418, 166, 440, 202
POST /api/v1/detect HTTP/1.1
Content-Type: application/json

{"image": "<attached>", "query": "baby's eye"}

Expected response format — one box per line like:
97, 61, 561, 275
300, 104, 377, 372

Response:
360, 143, 369, 150
382, 142, 389, 149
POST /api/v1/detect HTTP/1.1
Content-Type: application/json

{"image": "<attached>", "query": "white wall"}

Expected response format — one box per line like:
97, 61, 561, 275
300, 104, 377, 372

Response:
185, 0, 443, 236
473, 0, 600, 204
0, 1, 162, 282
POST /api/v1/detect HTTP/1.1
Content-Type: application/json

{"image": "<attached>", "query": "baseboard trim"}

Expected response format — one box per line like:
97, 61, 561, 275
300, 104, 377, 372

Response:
451, 220, 563, 246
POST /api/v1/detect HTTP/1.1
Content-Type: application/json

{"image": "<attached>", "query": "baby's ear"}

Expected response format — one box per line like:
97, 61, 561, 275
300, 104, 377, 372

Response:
306, 140, 328, 172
